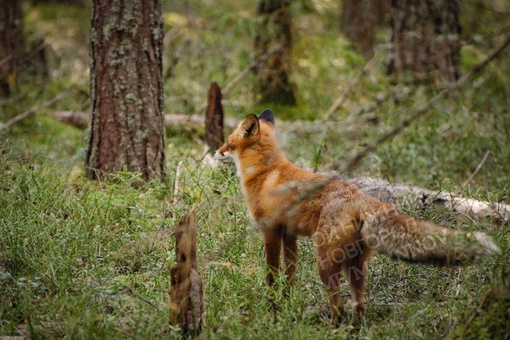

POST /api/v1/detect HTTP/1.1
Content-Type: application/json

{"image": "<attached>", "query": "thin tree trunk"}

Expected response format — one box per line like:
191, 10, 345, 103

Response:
387, 0, 461, 82
86, 0, 166, 181
341, 0, 390, 56
254, 0, 296, 105
0, 0, 23, 97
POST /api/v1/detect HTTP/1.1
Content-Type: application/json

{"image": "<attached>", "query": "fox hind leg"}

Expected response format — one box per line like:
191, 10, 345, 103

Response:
343, 242, 372, 322
343, 255, 368, 315
316, 252, 345, 321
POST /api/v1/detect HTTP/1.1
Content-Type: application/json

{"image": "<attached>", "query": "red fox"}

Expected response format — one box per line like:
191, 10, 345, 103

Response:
214, 109, 499, 319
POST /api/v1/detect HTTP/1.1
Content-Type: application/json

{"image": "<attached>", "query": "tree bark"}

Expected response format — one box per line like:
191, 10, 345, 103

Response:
0, 0, 23, 97
387, 0, 461, 82
254, 0, 296, 106
340, 0, 391, 56
86, 0, 166, 181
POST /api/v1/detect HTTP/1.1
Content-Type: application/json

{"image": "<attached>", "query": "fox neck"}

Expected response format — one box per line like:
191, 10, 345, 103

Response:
234, 145, 287, 188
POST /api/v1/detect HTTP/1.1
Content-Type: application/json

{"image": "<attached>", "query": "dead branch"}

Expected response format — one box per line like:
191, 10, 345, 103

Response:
0, 92, 66, 132
0, 55, 12, 69
223, 44, 282, 97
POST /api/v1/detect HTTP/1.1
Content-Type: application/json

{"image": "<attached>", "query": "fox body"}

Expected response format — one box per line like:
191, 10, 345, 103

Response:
214, 109, 498, 318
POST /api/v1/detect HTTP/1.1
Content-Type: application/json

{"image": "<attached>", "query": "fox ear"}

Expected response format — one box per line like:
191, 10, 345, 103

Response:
258, 108, 275, 125
241, 114, 260, 138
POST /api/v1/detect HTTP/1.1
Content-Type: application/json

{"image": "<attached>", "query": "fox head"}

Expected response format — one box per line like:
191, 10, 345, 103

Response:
214, 109, 276, 165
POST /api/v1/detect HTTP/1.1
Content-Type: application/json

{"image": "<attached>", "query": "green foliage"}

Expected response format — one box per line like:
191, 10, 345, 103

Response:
1, 0, 509, 338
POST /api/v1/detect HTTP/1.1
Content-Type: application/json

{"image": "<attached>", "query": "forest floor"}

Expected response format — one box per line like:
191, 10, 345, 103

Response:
1, 1, 509, 338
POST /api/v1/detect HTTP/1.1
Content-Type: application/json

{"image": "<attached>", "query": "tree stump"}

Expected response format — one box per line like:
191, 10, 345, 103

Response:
204, 82, 224, 153
169, 212, 203, 336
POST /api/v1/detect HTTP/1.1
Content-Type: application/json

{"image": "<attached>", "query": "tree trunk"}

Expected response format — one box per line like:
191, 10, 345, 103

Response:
86, 0, 166, 182
340, 0, 391, 56
254, 0, 296, 106
387, 0, 461, 82
0, 0, 23, 98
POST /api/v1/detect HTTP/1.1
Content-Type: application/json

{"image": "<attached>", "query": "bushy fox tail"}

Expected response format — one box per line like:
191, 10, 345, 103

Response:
361, 210, 499, 265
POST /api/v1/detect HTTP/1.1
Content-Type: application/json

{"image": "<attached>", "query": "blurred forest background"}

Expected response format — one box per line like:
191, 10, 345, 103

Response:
1, 0, 510, 338
1, 0, 510, 187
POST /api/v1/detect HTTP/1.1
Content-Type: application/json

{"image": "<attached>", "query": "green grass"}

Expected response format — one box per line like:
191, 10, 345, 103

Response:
1, 121, 508, 338
1, 0, 510, 338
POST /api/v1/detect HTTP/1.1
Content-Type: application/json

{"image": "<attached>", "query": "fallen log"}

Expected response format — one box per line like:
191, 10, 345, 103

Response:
344, 176, 509, 226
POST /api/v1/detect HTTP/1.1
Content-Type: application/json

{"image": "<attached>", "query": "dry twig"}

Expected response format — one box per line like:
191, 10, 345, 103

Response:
462, 150, 491, 187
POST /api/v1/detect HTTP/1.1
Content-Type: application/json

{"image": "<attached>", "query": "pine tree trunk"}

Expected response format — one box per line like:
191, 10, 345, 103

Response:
0, 0, 23, 98
340, 0, 390, 56
254, 0, 296, 106
86, 0, 166, 181
387, 0, 461, 82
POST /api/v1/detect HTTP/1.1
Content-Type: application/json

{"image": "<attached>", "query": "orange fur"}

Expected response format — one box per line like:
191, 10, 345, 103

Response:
215, 109, 499, 319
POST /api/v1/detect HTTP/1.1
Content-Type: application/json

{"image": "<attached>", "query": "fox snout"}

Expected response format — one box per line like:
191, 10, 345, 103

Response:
214, 149, 233, 164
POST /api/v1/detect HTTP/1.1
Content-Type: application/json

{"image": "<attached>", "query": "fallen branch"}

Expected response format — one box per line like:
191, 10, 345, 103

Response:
51, 111, 237, 130
340, 33, 510, 173
0, 92, 66, 132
